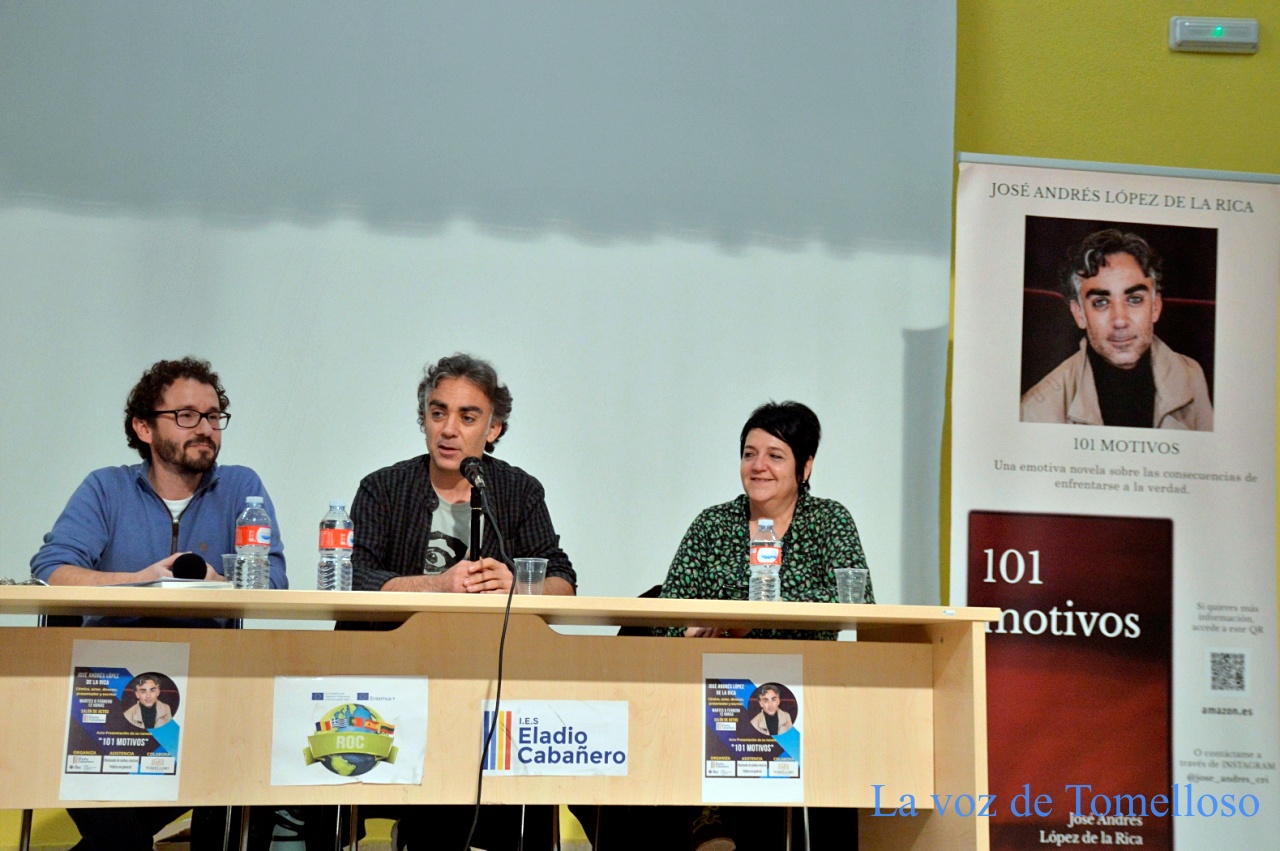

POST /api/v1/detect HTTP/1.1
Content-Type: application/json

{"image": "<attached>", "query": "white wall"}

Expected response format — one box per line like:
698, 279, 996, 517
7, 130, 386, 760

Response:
0, 2, 955, 605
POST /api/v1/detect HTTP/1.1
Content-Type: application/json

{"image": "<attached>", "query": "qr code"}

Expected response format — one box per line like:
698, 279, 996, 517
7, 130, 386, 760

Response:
1210, 651, 1246, 692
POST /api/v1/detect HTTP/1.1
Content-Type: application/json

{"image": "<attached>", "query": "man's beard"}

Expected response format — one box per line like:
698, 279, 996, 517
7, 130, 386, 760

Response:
153, 434, 218, 475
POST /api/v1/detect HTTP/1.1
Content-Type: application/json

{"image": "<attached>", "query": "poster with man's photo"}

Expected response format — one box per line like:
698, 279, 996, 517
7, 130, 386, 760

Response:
702, 653, 803, 804
60, 639, 189, 801
952, 157, 1280, 849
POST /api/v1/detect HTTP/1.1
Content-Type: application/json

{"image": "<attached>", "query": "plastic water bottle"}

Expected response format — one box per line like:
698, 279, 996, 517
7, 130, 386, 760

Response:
748, 518, 782, 602
317, 501, 354, 592
235, 496, 272, 589
235, 496, 272, 556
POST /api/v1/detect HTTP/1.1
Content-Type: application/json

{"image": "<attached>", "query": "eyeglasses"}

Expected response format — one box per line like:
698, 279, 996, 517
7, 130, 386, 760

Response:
152, 409, 232, 430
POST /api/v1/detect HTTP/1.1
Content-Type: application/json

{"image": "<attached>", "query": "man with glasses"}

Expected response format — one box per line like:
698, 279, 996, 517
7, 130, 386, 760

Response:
32, 356, 286, 593
31, 356, 286, 851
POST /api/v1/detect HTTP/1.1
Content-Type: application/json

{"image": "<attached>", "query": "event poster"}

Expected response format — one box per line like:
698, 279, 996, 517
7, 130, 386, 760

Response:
481, 700, 629, 776
702, 653, 803, 804
60, 639, 189, 801
270, 676, 428, 786
952, 158, 1280, 848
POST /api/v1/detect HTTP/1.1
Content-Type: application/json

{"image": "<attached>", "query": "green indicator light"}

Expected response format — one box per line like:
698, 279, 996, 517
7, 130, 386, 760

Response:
1213, 26, 1223, 37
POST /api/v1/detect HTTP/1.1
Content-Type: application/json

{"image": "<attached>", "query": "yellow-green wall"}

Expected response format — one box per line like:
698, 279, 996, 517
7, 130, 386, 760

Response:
957, 1, 1279, 173
946, 1, 1280, 601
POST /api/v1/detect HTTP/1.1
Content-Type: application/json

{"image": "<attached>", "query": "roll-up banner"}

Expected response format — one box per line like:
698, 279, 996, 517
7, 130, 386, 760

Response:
952, 155, 1280, 849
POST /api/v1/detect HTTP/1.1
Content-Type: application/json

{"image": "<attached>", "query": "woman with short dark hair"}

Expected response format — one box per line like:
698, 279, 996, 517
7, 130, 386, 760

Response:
660, 400, 872, 639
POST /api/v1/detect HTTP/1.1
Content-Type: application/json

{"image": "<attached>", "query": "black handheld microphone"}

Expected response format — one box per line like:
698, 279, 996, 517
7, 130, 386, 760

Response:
172, 552, 207, 580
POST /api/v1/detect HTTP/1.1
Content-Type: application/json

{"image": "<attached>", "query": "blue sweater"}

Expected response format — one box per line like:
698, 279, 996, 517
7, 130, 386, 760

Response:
31, 463, 288, 605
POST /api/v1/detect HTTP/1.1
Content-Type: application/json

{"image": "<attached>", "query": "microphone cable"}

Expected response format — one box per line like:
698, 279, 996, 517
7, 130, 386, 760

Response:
462, 474, 521, 851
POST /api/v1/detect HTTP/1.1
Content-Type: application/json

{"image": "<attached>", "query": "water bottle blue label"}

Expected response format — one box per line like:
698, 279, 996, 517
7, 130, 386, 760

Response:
750, 545, 780, 566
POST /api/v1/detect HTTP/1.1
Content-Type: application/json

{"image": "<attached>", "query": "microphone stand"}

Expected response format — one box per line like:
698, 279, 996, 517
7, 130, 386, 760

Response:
469, 486, 483, 561
462, 462, 520, 851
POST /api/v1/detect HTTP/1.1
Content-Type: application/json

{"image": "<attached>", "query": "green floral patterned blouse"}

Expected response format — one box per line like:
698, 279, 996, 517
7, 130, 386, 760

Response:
658, 491, 872, 640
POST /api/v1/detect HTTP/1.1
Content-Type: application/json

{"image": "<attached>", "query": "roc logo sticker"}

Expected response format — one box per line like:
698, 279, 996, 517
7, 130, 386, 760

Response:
303, 703, 398, 777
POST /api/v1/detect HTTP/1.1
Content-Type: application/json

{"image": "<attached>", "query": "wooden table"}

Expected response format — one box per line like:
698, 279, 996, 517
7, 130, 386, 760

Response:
0, 587, 997, 850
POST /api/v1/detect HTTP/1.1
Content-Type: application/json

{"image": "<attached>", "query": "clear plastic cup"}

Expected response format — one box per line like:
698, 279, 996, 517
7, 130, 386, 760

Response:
514, 558, 548, 595
835, 567, 869, 604
221, 554, 242, 587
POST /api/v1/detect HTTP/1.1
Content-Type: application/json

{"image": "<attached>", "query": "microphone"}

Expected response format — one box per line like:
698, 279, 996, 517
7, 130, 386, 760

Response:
460, 456, 487, 490
172, 552, 207, 580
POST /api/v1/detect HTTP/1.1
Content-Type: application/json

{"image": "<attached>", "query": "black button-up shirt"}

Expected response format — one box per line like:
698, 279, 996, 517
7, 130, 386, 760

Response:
350, 453, 575, 591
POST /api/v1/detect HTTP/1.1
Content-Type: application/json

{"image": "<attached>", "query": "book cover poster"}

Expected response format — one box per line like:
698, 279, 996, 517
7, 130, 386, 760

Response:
970, 511, 1172, 850
702, 653, 803, 804
60, 639, 190, 802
